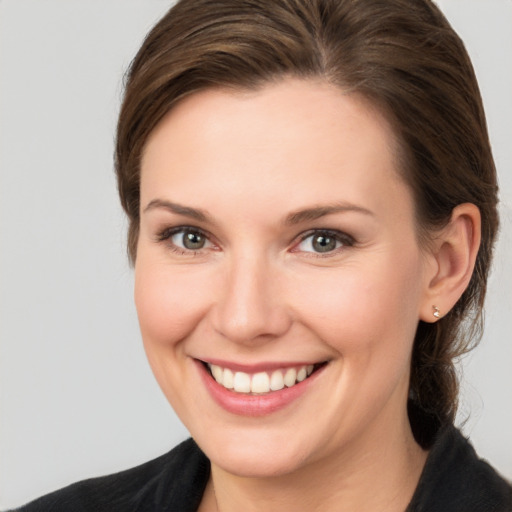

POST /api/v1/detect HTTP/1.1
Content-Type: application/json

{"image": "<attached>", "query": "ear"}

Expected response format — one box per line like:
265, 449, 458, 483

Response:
419, 203, 481, 323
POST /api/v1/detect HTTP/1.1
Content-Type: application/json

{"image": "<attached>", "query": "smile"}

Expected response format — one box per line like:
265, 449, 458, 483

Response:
206, 363, 319, 394
197, 359, 328, 416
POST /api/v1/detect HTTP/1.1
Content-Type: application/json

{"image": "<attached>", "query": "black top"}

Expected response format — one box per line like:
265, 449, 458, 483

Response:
10, 425, 512, 512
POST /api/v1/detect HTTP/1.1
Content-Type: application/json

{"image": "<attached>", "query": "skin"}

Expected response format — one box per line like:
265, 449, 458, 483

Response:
135, 79, 480, 511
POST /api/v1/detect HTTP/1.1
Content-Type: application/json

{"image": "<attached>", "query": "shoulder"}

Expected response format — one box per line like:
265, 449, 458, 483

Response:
9, 438, 210, 512
408, 425, 512, 512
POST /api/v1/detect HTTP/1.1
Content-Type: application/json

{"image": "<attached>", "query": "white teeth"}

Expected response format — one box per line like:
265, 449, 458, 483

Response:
223, 368, 234, 389
284, 368, 297, 387
269, 370, 285, 391
251, 372, 270, 393
297, 367, 307, 382
207, 363, 317, 394
211, 364, 223, 383
233, 371, 251, 392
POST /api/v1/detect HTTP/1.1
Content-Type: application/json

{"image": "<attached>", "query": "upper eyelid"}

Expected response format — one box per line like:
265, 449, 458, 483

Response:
296, 228, 354, 243
158, 225, 212, 240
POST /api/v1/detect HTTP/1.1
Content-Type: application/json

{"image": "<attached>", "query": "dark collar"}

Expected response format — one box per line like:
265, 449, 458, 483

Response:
407, 424, 512, 511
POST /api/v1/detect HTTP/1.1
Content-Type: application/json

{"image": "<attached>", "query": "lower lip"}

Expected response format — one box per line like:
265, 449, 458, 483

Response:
196, 360, 326, 417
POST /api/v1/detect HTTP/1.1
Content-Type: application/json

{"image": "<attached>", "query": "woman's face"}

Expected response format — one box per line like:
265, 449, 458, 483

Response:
136, 79, 432, 477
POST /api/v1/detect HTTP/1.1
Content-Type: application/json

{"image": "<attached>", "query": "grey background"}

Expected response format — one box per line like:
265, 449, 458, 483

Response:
0, 0, 510, 508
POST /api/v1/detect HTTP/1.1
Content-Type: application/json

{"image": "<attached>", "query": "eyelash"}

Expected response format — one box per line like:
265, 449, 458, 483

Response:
155, 226, 355, 257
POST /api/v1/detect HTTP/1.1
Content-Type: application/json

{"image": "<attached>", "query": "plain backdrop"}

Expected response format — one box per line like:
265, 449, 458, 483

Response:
0, 0, 511, 508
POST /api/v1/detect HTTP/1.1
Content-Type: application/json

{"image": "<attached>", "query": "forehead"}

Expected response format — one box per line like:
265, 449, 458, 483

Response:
144, 79, 398, 162
140, 79, 409, 218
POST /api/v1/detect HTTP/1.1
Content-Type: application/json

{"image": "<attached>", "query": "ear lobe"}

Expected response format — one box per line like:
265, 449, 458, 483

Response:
420, 203, 481, 323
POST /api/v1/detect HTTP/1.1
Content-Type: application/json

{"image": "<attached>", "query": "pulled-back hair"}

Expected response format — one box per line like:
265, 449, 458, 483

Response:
115, 0, 498, 442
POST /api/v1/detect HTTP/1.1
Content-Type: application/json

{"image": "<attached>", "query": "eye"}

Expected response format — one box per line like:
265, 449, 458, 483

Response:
295, 230, 353, 254
158, 226, 214, 253
173, 229, 208, 250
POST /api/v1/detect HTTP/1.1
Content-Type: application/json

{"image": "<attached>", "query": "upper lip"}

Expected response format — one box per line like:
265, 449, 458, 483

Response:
197, 358, 328, 373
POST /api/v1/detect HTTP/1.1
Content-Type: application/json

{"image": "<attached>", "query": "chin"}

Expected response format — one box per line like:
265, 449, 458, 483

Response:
192, 425, 318, 478
210, 446, 309, 479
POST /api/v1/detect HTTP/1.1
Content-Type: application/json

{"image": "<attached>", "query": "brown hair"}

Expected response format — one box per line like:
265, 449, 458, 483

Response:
115, 0, 498, 442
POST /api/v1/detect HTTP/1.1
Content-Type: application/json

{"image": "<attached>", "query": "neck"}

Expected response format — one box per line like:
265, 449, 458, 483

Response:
202, 410, 427, 512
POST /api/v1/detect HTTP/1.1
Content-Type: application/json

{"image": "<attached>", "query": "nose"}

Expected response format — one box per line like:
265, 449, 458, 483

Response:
211, 253, 292, 345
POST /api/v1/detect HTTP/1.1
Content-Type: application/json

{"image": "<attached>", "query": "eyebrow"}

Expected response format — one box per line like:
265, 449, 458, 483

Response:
143, 199, 374, 225
284, 203, 374, 225
143, 199, 212, 223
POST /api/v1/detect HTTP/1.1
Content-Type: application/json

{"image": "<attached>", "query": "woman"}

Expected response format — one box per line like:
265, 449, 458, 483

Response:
11, 0, 512, 510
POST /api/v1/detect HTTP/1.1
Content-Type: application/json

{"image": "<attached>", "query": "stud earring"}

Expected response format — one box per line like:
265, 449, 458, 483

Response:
432, 306, 441, 319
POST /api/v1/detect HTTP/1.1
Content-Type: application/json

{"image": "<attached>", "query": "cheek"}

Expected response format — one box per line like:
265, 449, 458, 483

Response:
290, 250, 424, 357
134, 259, 212, 349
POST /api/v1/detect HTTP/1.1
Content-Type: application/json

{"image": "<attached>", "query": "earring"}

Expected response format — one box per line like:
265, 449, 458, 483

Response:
432, 306, 441, 319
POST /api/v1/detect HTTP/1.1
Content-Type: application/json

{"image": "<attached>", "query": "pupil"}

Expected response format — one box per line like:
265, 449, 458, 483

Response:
313, 235, 336, 253
183, 231, 205, 250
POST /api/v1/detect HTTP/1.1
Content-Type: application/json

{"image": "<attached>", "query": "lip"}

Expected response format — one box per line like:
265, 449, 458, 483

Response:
195, 359, 327, 417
